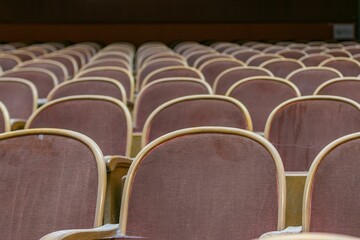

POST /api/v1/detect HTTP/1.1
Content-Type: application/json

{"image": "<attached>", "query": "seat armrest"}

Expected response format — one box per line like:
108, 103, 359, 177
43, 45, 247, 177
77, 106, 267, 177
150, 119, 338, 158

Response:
40, 224, 120, 240
105, 155, 133, 172
10, 118, 26, 131
259, 226, 302, 239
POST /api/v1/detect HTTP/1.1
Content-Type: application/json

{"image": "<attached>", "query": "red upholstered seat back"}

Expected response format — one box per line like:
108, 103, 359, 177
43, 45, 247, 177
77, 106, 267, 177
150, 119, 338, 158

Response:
315, 79, 360, 103
0, 129, 106, 240
265, 96, 360, 172
122, 127, 285, 240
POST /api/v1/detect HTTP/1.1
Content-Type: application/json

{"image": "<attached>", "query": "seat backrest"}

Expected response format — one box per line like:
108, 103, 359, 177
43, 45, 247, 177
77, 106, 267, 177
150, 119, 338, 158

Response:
47, 77, 126, 102
320, 57, 360, 77
0, 77, 37, 120
2, 68, 58, 99
193, 53, 230, 69
213, 66, 273, 94
198, 58, 245, 86
226, 76, 300, 132
25, 96, 132, 156
133, 78, 212, 133
303, 133, 360, 236
41, 54, 78, 78
75, 67, 134, 101
286, 67, 342, 95
260, 59, 305, 78
142, 95, 252, 145
18, 59, 69, 82
0, 128, 106, 240
246, 54, 283, 66
185, 49, 214, 66
136, 59, 186, 91
231, 49, 262, 62
299, 54, 333, 67
277, 49, 307, 59
265, 96, 360, 172
120, 127, 285, 240
82, 59, 131, 72
322, 49, 352, 57
314, 78, 360, 103
0, 55, 21, 71
141, 66, 204, 90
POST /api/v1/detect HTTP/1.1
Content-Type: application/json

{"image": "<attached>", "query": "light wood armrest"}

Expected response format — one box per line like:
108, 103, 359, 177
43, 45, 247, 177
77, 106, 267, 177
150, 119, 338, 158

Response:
105, 155, 133, 172
40, 224, 120, 240
10, 118, 26, 131
104, 155, 133, 224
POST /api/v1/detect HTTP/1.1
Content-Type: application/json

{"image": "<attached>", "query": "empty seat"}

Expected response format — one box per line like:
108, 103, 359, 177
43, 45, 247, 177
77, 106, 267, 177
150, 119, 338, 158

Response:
18, 59, 69, 82
265, 96, 360, 172
41, 127, 286, 240
0, 128, 107, 240
133, 78, 212, 133
213, 66, 273, 94
2, 68, 58, 101
193, 53, 231, 69
231, 49, 262, 62
75, 67, 134, 102
246, 54, 283, 66
303, 133, 360, 236
0, 54, 21, 71
320, 57, 360, 77
140, 66, 204, 90
0, 77, 37, 129
314, 78, 360, 103
47, 77, 126, 102
226, 76, 300, 133
198, 58, 245, 86
40, 53, 79, 78
286, 67, 342, 95
299, 54, 333, 67
25, 96, 132, 157
136, 58, 186, 91
260, 59, 305, 78
142, 95, 252, 145
82, 58, 131, 72
277, 49, 307, 59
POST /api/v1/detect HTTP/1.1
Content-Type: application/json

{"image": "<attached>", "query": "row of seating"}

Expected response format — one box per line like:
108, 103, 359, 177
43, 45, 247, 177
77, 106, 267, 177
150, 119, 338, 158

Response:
2, 127, 360, 239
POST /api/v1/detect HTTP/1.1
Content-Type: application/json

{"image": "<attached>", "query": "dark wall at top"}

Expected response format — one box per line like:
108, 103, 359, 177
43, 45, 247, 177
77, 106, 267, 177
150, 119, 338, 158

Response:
0, 0, 356, 23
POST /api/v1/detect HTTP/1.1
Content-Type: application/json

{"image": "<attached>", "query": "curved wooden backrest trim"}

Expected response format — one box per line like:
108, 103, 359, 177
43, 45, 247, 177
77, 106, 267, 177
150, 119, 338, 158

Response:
302, 132, 360, 232
198, 57, 245, 72
120, 126, 286, 234
285, 66, 343, 80
245, 53, 284, 65
313, 77, 360, 95
213, 66, 274, 92
47, 77, 127, 103
142, 94, 253, 147
40, 53, 79, 75
259, 58, 306, 69
17, 59, 69, 81
319, 57, 360, 68
3, 67, 59, 86
25, 95, 133, 157
225, 76, 301, 97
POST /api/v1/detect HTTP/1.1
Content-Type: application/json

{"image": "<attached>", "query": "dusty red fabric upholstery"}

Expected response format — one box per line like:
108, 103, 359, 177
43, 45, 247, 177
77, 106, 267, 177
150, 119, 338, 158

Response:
126, 130, 281, 239
228, 78, 298, 132
49, 80, 125, 102
316, 79, 360, 103
232, 50, 261, 63
261, 59, 304, 78
27, 98, 130, 156
84, 61, 129, 71
287, 68, 341, 95
194, 54, 230, 68
186, 51, 213, 66
278, 50, 306, 59
0, 57, 19, 71
300, 54, 332, 67
144, 97, 250, 144
138, 60, 184, 87
321, 58, 360, 77
200, 60, 244, 86
19, 61, 66, 82
267, 98, 360, 171
308, 137, 360, 236
0, 79, 35, 119
43, 55, 76, 77
10, 52, 33, 62
77, 69, 132, 101
214, 67, 272, 94
143, 67, 202, 89
3, 70, 56, 98
247, 55, 281, 66
324, 50, 351, 57
134, 80, 211, 132
61, 51, 83, 69
0, 131, 101, 240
